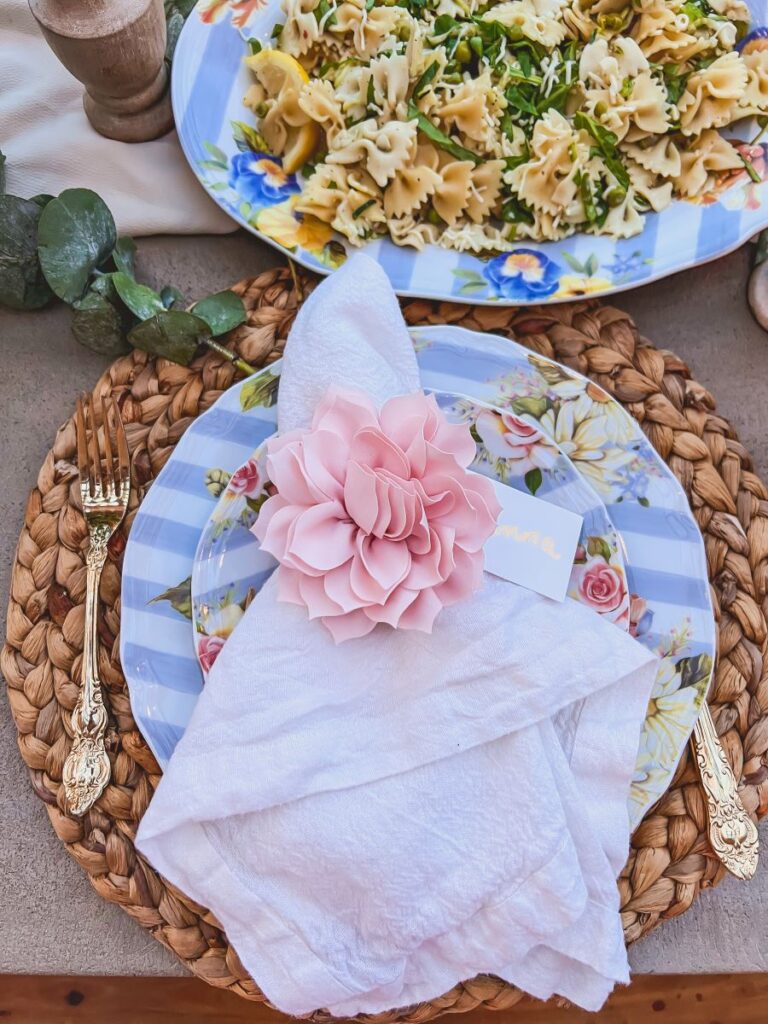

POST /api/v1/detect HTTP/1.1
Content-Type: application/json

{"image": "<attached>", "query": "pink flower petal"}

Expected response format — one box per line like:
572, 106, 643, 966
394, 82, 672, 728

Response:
313, 387, 378, 438
253, 497, 297, 559
350, 534, 410, 603
435, 548, 484, 606
267, 444, 324, 506
321, 608, 378, 644
395, 586, 443, 633
323, 563, 366, 613
298, 571, 345, 619
344, 461, 379, 534
363, 584, 419, 627
284, 503, 356, 572
276, 566, 304, 605
349, 427, 410, 478
300, 429, 348, 501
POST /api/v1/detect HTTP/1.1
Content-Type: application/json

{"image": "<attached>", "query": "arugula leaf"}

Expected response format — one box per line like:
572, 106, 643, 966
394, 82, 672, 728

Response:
577, 172, 599, 225
352, 198, 377, 219
407, 103, 481, 164
573, 113, 629, 191
501, 195, 535, 226
412, 61, 439, 99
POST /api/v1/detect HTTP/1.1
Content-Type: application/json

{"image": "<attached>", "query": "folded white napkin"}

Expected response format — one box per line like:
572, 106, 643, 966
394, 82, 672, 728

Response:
137, 255, 659, 1016
1, 0, 233, 236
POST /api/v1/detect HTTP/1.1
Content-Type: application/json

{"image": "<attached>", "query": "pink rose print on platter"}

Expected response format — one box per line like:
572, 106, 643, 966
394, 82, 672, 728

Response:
198, 634, 225, 673
253, 388, 501, 643
475, 410, 556, 474
229, 457, 262, 496
572, 556, 628, 624
629, 594, 653, 639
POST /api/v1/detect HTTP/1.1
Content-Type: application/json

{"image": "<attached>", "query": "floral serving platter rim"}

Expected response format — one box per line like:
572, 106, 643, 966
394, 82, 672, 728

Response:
190, 390, 632, 681
171, 2, 768, 306
120, 325, 715, 828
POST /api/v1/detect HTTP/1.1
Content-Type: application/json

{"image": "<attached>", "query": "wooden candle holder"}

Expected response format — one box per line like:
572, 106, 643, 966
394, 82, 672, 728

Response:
29, 0, 174, 143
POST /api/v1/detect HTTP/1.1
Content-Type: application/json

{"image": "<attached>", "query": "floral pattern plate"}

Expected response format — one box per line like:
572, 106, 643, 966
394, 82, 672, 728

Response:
190, 392, 631, 680
171, 2, 768, 305
120, 326, 714, 826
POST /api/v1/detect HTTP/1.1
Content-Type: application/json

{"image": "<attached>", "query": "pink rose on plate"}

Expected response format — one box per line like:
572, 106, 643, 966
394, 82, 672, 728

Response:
229, 457, 262, 496
475, 410, 555, 474
571, 557, 628, 623
198, 634, 225, 673
254, 388, 501, 643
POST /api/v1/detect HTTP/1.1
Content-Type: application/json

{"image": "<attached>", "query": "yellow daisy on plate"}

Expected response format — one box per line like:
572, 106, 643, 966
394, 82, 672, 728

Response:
554, 274, 612, 298
255, 198, 333, 252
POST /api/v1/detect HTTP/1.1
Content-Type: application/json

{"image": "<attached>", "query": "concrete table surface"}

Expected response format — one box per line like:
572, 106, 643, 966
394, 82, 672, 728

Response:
1, 232, 768, 978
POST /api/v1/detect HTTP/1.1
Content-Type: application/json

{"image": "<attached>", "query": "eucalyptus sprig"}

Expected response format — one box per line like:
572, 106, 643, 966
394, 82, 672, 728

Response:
0, 153, 255, 374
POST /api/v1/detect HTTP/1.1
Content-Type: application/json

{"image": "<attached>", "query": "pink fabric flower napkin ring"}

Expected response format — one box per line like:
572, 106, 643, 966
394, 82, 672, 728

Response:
253, 387, 501, 643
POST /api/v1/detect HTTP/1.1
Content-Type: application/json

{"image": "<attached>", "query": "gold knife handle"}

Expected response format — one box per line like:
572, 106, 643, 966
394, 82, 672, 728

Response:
692, 706, 759, 880
62, 526, 112, 817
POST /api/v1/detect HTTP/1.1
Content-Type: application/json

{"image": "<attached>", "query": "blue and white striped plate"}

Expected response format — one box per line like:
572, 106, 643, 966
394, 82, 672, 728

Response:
172, 3, 768, 305
121, 326, 715, 825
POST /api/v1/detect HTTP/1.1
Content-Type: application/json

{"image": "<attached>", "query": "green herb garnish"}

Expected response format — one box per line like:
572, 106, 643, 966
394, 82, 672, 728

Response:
407, 103, 481, 163
412, 61, 439, 99
573, 113, 630, 191
352, 198, 376, 218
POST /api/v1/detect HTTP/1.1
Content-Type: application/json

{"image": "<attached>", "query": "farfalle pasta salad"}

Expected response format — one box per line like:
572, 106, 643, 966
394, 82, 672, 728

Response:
242, 0, 768, 253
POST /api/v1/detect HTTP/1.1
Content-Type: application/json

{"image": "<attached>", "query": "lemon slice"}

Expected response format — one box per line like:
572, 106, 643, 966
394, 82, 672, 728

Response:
245, 48, 309, 94
245, 49, 319, 173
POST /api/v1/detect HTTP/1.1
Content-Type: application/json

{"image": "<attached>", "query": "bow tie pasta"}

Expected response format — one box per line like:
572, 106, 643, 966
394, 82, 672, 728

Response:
243, 0, 768, 252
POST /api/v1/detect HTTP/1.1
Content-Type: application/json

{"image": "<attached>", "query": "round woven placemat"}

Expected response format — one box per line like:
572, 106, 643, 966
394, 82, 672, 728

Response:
3, 266, 768, 1019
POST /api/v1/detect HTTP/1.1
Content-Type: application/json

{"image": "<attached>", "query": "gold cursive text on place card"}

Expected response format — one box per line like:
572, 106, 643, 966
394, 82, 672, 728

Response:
493, 524, 562, 560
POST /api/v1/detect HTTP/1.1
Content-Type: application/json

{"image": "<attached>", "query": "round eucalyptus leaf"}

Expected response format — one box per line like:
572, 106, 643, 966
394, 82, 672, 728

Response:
37, 188, 117, 304
160, 285, 185, 309
0, 151, 6, 194
30, 194, 54, 210
113, 270, 166, 320
0, 195, 54, 310
90, 272, 119, 304
71, 291, 130, 356
128, 310, 211, 366
113, 236, 137, 276
191, 290, 247, 336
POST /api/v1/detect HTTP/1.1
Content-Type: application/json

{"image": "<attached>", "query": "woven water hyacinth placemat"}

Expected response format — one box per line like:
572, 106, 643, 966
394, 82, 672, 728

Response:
3, 265, 768, 1019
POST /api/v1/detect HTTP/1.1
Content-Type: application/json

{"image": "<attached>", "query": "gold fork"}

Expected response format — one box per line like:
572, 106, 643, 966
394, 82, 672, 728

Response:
62, 395, 130, 817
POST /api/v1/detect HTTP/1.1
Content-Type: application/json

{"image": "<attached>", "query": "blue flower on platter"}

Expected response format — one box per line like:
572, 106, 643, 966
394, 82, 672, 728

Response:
228, 151, 300, 207
603, 251, 644, 277
483, 249, 561, 301
617, 466, 651, 503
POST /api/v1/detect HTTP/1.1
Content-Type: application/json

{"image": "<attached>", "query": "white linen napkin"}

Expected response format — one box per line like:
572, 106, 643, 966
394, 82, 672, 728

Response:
1, 0, 233, 236
137, 254, 659, 1015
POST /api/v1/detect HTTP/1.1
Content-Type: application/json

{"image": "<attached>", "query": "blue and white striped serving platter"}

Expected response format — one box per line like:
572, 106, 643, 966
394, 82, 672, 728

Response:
171, 2, 768, 305
121, 326, 715, 826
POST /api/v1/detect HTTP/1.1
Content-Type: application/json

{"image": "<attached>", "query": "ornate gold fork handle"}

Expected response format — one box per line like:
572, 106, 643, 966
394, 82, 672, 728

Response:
692, 706, 759, 881
62, 523, 112, 816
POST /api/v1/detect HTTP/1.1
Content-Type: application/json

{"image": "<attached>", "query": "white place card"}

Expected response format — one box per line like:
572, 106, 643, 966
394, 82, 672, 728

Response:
481, 477, 584, 602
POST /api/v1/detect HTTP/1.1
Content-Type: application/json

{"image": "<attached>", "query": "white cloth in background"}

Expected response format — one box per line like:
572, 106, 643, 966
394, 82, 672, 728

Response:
137, 255, 659, 1016
0, 1, 234, 236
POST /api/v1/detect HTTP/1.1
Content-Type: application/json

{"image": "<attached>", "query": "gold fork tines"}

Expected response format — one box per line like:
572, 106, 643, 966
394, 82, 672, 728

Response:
63, 394, 130, 817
